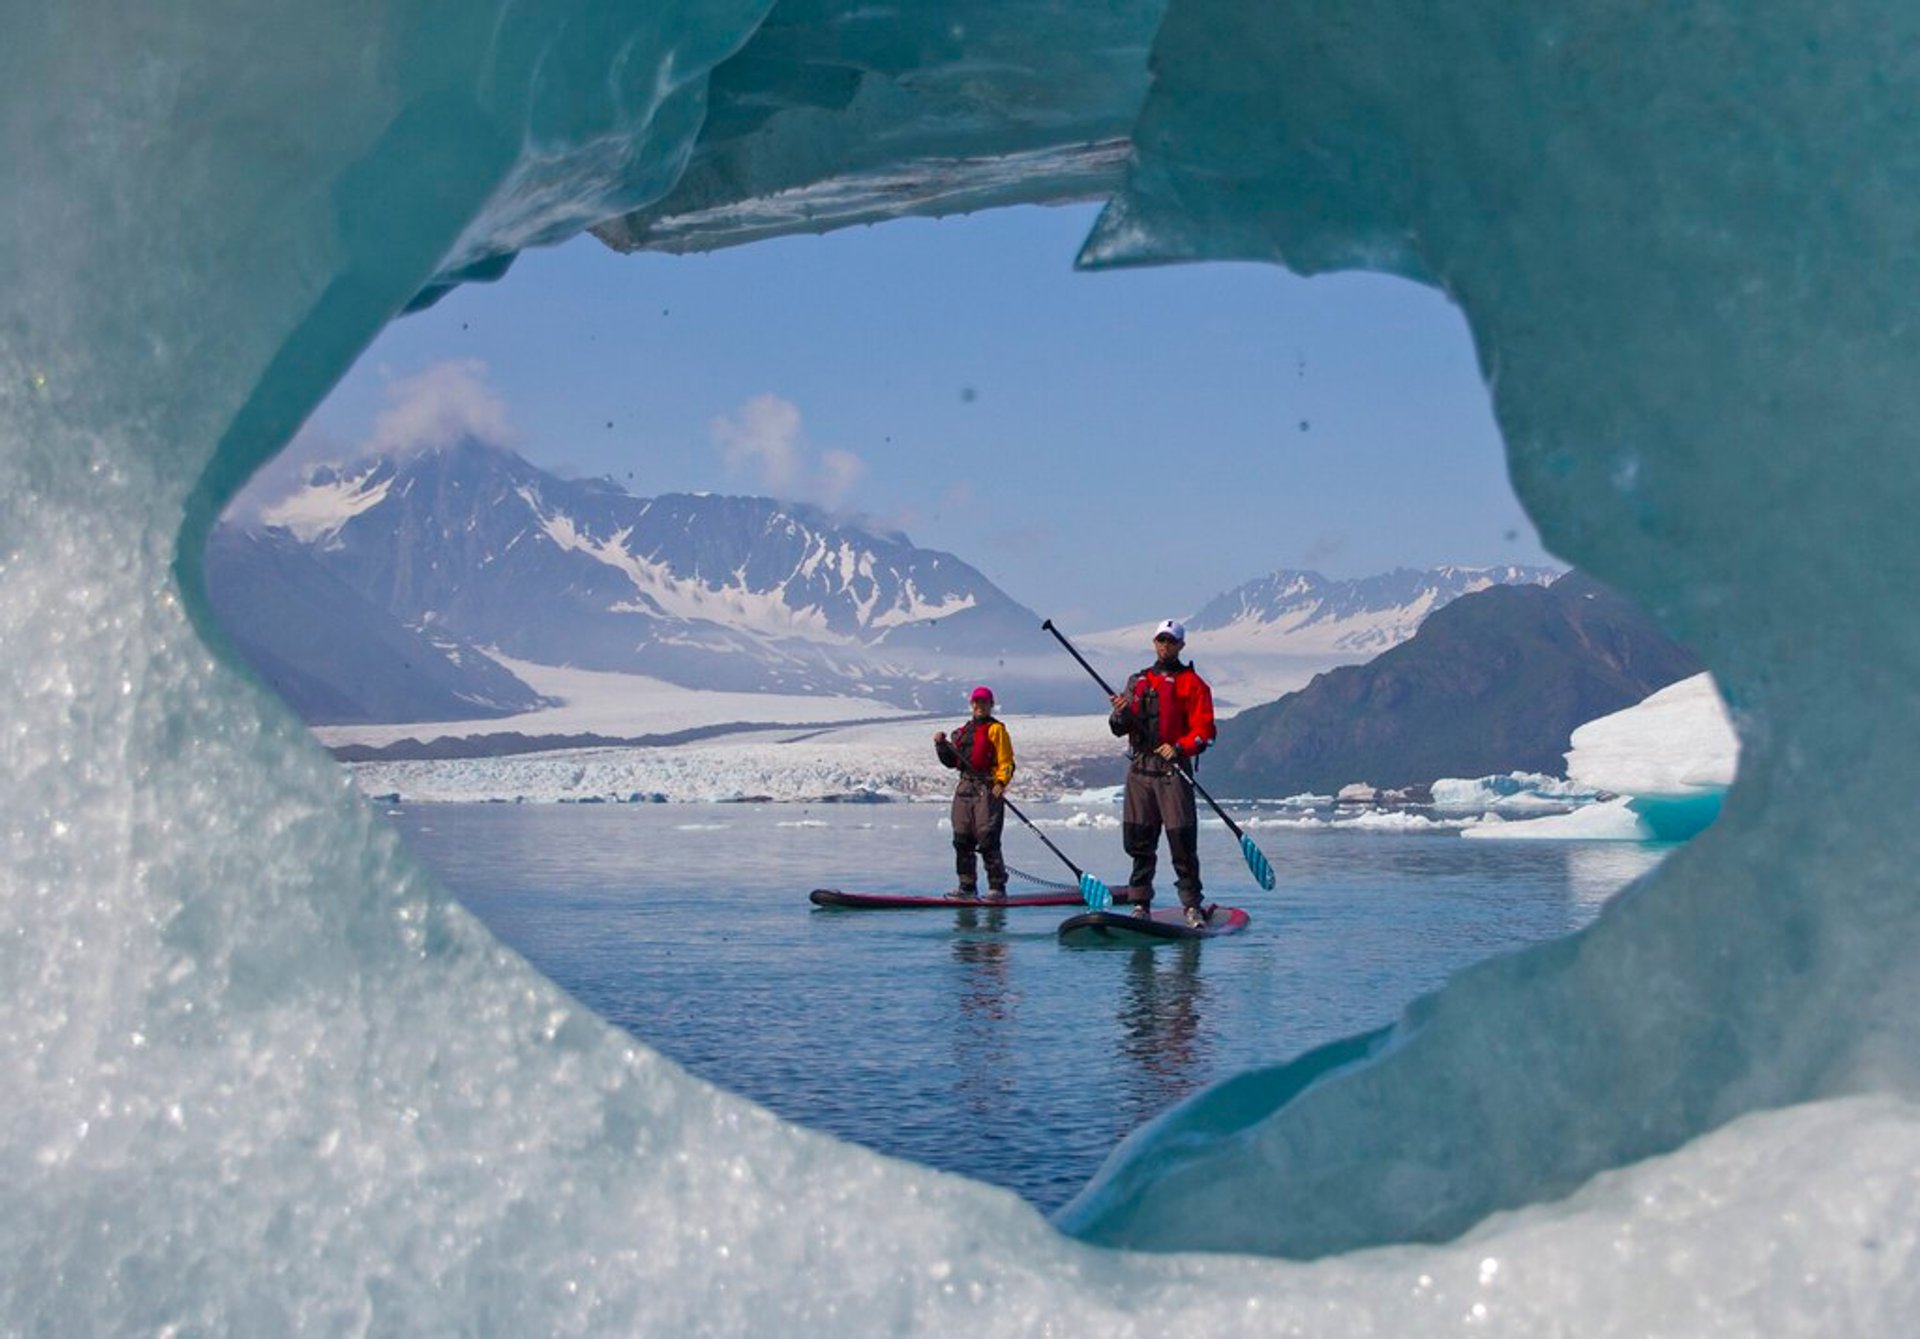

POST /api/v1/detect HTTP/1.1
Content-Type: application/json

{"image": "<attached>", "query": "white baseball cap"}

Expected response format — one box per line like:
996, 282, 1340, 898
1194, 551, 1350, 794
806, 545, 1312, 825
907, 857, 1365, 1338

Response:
1154, 618, 1186, 643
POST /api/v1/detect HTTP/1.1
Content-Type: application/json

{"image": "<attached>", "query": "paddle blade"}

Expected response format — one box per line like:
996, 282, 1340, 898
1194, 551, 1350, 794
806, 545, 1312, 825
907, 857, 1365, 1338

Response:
1078, 871, 1112, 910
1241, 833, 1276, 890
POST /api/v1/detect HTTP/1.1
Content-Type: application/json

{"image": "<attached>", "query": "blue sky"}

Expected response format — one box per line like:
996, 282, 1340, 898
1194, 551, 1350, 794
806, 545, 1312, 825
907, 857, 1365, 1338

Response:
272, 202, 1552, 629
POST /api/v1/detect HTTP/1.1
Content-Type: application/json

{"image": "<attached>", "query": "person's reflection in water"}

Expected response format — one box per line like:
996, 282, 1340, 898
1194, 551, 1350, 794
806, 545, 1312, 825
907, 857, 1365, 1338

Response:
1116, 940, 1210, 1132
951, 905, 1012, 1126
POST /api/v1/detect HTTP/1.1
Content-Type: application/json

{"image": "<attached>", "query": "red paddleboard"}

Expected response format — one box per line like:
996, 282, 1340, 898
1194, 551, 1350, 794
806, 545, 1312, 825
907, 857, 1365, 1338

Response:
810, 886, 1143, 910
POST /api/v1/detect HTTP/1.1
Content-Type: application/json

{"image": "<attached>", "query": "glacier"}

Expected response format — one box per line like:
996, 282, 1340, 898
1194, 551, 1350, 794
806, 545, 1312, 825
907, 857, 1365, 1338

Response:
7, 1, 1920, 1334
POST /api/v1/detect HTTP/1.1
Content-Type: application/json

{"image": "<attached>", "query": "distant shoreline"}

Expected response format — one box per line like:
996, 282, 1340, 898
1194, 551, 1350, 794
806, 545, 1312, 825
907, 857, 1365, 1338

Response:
328, 713, 942, 763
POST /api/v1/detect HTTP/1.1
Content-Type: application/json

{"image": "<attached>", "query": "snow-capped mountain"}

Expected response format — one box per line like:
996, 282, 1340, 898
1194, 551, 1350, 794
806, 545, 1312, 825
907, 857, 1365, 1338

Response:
212, 442, 1571, 728
1186, 564, 1563, 655
224, 440, 1074, 713
1082, 564, 1564, 710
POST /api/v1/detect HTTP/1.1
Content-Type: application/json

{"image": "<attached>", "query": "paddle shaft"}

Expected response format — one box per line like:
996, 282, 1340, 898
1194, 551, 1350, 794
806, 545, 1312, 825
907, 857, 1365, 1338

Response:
1004, 796, 1090, 882
1041, 618, 1120, 697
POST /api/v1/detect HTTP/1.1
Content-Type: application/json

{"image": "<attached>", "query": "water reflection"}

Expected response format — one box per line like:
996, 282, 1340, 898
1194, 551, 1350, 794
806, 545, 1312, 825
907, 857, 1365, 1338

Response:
1116, 942, 1210, 1128
401, 804, 1666, 1213
950, 906, 1013, 1123
1566, 843, 1668, 910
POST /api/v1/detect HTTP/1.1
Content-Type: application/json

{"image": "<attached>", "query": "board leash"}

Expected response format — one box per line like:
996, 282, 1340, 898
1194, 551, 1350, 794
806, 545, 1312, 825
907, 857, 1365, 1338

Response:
1006, 863, 1077, 892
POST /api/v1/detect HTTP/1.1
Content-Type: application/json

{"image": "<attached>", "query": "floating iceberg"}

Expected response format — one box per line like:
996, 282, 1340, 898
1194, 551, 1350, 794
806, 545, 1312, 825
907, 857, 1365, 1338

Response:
1566, 672, 1738, 841
8, 1, 1920, 1333
1462, 674, 1738, 841
1463, 796, 1651, 842
1429, 773, 1603, 812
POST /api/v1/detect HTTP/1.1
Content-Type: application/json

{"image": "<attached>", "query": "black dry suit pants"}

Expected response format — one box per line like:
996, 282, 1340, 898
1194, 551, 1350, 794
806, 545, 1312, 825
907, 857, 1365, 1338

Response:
1123, 763, 1201, 908
951, 780, 1007, 892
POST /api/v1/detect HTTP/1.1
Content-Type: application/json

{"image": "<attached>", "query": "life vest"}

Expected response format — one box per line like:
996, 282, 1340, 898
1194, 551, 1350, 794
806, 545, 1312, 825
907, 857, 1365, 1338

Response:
1124, 662, 1216, 759
952, 718, 997, 776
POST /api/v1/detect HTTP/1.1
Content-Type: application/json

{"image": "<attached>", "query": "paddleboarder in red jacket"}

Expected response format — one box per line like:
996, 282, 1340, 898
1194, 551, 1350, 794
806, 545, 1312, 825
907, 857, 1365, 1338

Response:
935, 686, 1017, 900
1108, 620, 1216, 928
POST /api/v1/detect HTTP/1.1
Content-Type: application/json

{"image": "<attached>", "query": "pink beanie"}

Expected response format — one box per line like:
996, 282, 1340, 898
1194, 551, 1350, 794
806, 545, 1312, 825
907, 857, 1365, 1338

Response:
970, 685, 994, 703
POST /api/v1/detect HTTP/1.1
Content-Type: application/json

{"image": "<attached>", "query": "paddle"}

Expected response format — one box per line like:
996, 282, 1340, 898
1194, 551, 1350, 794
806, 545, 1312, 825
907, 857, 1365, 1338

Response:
947, 750, 1115, 909
1040, 618, 1277, 891
1004, 796, 1115, 910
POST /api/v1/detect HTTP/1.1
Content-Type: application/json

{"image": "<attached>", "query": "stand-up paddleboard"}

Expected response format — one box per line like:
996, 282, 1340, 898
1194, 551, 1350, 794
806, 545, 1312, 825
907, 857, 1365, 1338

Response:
1057, 903, 1250, 944
810, 886, 1143, 911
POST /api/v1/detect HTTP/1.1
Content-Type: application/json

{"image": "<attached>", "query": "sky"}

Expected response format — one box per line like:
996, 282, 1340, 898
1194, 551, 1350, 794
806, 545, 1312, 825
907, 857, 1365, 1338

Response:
256, 201, 1554, 630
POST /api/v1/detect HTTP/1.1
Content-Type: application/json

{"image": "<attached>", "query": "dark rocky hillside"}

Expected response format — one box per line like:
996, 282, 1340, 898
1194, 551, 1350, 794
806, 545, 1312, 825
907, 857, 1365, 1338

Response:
203, 527, 550, 725
1208, 572, 1701, 796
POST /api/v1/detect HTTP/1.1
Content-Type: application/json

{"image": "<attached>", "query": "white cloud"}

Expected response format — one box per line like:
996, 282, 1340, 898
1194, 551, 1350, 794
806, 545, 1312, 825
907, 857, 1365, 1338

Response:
366, 358, 518, 458
224, 359, 518, 524
711, 394, 866, 508
816, 449, 866, 508
712, 393, 802, 495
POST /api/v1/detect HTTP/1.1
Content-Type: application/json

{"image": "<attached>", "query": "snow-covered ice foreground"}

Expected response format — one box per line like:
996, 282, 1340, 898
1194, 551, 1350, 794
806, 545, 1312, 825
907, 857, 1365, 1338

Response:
10, 2, 1920, 1334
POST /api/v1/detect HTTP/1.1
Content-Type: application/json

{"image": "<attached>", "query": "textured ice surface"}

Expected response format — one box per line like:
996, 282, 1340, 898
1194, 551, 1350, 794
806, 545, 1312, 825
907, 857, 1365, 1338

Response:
589, 0, 1165, 253
1058, 0, 1920, 1262
8, 0, 1920, 1333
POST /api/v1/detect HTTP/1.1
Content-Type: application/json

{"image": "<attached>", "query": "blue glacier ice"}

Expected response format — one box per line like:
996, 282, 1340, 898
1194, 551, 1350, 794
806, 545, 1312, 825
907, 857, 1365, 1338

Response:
7, 1, 1920, 1333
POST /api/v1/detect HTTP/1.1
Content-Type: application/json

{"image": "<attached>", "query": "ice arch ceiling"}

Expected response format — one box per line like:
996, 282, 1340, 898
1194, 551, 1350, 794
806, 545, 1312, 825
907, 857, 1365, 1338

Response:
7, 0, 1920, 1332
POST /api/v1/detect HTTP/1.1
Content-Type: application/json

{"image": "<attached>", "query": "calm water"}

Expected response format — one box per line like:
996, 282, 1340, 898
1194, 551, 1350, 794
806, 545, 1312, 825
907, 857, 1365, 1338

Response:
390, 801, 1665, 1214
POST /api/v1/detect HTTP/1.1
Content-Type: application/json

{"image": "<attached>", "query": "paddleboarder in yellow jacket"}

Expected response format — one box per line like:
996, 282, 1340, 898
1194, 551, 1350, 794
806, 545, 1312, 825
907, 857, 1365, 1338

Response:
934, 686, 1016, 900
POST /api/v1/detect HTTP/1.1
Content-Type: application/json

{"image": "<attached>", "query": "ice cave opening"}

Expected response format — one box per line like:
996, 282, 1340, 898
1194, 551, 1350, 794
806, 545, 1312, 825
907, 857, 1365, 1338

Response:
10, 1, 1920, 1333
203, 195, 1637, 1220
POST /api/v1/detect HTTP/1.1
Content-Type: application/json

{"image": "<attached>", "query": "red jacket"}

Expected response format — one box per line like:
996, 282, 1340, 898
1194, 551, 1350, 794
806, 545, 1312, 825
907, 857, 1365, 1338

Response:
1109, 661, 1216, 761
